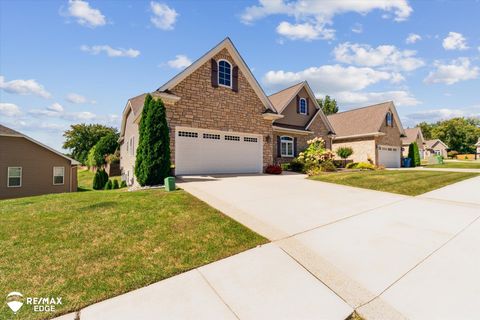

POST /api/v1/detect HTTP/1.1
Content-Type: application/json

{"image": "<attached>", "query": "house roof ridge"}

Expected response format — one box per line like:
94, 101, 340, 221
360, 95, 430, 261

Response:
329, 101, 393, 116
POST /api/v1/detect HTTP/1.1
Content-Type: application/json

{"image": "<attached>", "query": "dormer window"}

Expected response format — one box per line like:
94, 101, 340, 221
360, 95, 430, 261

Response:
218, 60, 232, 87
299, 98, 307, 115
386, 112, 393, 127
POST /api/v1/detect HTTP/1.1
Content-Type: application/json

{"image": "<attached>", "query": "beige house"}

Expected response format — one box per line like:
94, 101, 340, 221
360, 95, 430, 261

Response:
269, 81, 335, 163
0, 124, 79, 200
402, 127, 426, 158
119, 38, 334, 183
327, 102, 405, 167
425, 139, 449, 158
476, 138, 480, 159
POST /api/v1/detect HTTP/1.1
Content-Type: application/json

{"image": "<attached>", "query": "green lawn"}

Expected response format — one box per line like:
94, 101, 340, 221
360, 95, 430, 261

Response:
425, 161, 480, 169
310, 170, 479, 196
0, 189, 266, 319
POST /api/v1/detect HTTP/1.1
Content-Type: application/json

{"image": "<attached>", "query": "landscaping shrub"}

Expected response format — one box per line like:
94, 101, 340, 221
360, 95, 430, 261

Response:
408, 142, 421, 167
356, 162, 376, 170
320, 160, 336, 172
296, 137, 335, 173
265, 165, 282, 174
112, 179, 119, 189
92, 169, 109, 190
120, 180, 127, 188
280, 163, 290, 171
104, 179, 113, 190
346, 162, 358, 169
289, 158, 305, 172
135, 94, 171, 186
336, 147, 353, 167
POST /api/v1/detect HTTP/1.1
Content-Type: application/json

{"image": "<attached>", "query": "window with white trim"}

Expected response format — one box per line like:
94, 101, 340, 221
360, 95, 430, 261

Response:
178, 131, 198, 138
281, 136, 294, 157
434, 150, 441, 155
299, 98, 307, 115
218, 60, 232, 87
244, 137, 258, 142
53, 166, 65, 185
225, 135, 240, 141
203, 133, 220, 140
129, 136, 135, 156
7, 167, 22, 187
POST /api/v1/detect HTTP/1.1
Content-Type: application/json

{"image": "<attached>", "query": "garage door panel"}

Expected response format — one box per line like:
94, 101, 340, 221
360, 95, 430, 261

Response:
378, 145, 401, 168
175, 128, 263, 175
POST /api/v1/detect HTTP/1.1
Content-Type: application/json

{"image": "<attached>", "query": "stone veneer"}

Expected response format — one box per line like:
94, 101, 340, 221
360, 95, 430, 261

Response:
165, 48, 274, 168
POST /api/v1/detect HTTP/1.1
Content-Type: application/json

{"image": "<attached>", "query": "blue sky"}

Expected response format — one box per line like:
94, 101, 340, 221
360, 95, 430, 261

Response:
1, 0, 479, 150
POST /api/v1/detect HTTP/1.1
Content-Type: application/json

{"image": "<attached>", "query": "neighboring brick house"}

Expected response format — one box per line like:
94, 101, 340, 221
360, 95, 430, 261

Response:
268, 81, 335, 163
425, 139, 449, 158
402, 127, 426, 158
120, 37, 284, 183
327, 101, 405, 167
0, 124, 79, 199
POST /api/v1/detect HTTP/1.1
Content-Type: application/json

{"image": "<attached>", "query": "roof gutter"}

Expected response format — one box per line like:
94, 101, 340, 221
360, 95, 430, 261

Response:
333, 132, 385, 140
272, 126, 312, 135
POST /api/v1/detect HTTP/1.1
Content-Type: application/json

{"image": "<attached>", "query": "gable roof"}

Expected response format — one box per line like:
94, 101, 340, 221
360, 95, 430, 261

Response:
268, 81, 335, 134
327, 101, 404, 138
157, 37, 277, 113
425, 139, 449, 149
0, 124, 79, 165
402, 127, 424, 145
268, 82, 304, 114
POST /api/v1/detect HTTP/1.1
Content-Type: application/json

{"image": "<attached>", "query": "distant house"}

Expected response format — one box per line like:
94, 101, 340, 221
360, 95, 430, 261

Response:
0, 124, 79, 200
425, 139, 449, 158
327, 101, 405, 168
401, 127, 425, 159
475, 138, 480, 159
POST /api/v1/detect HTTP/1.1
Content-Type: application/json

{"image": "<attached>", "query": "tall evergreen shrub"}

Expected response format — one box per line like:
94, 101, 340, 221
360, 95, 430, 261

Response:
135, 94, 171, 186
408, 142, 421, 167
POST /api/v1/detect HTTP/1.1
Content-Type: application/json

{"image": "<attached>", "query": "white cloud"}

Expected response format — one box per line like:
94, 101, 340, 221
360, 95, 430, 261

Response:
442, 32, 469, 50
66, 93, 96, 104
0, 75, 51, 98
80, 45, 140, 58
47, 102, 64, 113
351, 23, 363, 34
66, 0, 106, 28
332, 90, 420, 107
404, 107, 480, 125
406, 33, 421, 44
150, 2, 178, 30
333, 42, 425, 71
167, 55, 192, 69
0, 103, 22, 117
276, 21, 334, 41
424, 58, 479, 85
241, 0, 412, 41
263, 64, 396, 93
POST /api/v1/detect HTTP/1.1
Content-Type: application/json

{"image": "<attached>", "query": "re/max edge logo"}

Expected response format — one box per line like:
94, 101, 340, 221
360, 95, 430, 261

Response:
6, 292, 62, 314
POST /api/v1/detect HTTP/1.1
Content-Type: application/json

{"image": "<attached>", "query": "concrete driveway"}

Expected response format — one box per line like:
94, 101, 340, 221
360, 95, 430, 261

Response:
180, 173, 480, 320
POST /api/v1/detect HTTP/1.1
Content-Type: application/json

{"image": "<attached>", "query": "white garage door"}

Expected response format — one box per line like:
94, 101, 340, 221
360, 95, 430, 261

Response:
378, 145, 401, 168
175, 127, 263, 175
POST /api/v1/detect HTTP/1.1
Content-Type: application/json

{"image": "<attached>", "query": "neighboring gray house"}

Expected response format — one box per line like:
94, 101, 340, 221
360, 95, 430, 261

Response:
0, 124, 79, 200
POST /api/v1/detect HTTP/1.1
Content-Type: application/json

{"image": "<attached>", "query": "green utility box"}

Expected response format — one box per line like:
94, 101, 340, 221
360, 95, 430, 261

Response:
164, 177, 176, 192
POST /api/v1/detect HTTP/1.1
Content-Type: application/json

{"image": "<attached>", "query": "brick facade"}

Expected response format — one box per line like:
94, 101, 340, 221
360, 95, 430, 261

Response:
165, 49, 274, 169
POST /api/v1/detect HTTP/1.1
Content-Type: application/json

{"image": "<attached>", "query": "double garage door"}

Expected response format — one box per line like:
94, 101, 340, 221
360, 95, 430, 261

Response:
377, 145, 401, 168
175, 127, 263, 175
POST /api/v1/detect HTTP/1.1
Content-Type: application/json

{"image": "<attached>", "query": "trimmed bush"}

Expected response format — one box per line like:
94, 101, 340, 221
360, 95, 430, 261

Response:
408, 142, 421, 167
120, 180, 127, 188
266, 165, 282, 174
92, 169, 109, 190
346, 162, 358, 169
289, 158, 305, 172
112, 179, 119, 189
356, 162, 376, 170
320, 160, 336, 172
135, 94, 171, 186
336, 147, 353, 167
104, 179, 113, 190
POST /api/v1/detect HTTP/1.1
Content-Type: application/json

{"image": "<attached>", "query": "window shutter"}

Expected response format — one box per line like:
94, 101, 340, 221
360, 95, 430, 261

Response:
296, 95, 300, 113
277, 136, 281, 157
293, 137, 298, 156
211, 59, 218, 88
306, 97, 310, 115
232, 66, 239, 92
